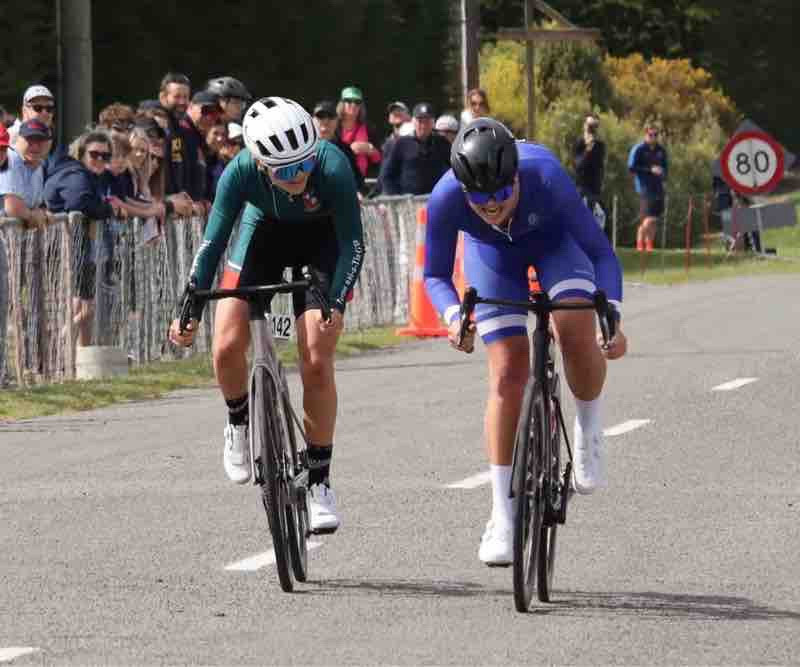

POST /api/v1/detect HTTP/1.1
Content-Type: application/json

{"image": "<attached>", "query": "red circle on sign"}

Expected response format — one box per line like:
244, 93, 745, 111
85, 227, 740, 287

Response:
720, 131, 784, 195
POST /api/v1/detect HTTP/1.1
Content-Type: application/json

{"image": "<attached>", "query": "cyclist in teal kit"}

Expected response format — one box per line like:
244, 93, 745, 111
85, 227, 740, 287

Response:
168, 97, 364, 534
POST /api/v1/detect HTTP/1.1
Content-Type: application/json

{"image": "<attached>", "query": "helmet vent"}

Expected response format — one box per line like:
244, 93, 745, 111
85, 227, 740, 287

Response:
263, 99, 277, 109
269, 134, 284, 151
285, 128, 299, 150
248, 108, 260, 119
300, 123, 309, 143
255, 140, 271, 157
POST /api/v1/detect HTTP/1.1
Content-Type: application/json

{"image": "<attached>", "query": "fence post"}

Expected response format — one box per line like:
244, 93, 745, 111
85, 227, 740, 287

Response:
685, 196, 694, 278
660, 194, 669, 274
703, 193, 712, 270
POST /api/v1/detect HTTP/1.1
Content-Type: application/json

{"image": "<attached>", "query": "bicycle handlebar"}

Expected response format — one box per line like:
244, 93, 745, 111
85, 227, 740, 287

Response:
178, 265, 332, 335
457, 287, 617, 349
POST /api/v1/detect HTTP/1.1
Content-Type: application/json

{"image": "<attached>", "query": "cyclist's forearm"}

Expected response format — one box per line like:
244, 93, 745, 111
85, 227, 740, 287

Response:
331, 236, 365, 312
425, 276, 460, 324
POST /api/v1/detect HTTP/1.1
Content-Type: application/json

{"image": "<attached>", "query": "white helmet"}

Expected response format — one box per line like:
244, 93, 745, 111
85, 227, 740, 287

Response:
242, 96, 319, 167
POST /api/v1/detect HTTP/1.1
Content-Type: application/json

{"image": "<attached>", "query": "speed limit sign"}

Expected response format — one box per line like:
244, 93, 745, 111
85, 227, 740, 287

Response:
720, 130, 785, 195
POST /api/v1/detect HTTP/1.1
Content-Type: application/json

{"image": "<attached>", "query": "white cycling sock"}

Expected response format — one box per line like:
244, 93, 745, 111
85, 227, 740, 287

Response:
490, 464, 514, 529
575, 396, 602, 434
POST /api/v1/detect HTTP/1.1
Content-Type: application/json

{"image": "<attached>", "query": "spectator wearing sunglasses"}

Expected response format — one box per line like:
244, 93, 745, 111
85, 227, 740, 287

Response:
628, 122, 668, 252
336, 86, 381, 178
379, 102, 450, 196
7, 85, 56, 145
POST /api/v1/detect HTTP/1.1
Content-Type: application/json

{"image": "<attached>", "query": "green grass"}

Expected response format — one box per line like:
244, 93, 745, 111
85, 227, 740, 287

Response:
0, 327, 414, 421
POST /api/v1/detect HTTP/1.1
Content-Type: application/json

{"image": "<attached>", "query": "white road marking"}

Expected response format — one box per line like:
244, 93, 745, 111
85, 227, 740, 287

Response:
603, 419, 652, 437
445, 471, 491, 489
712, 377, 759, 391
224, 541, 322, 572
0, 648, 40, 663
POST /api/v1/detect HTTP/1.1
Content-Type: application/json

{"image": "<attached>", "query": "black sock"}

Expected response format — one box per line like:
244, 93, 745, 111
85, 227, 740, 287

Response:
226, 394, 249, 426
307, 443, 332, 486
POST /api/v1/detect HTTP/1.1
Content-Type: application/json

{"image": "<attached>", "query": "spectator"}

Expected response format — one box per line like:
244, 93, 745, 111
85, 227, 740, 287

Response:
0, 124, 10, 384
137, 100, 170, 131
44, 130, 118, 347
157, 72, 194, 199
336, 85, 381, 178
208, 123, 244, 201
8, 85, 56, 145
312, 100, 364, 194
0, 120, 50, 228
379, 102, 450, 196
382, 100, 411, 155
572, 114, 607, 230
205, 76, 251, 123
628, 122, 668, 252
434, 114, 459, 144
179, 90, 222, 212
0, 105, 15, 128
98, 102, 136, 142
204, 120, 227, 199
460, 87, 490, 126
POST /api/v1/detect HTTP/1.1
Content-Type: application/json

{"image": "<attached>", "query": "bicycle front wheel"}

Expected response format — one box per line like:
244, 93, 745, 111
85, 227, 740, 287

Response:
512, 379, 546, 613
537, 374, 561, 602
252, 366, 294, 592
278, 391, 308, 583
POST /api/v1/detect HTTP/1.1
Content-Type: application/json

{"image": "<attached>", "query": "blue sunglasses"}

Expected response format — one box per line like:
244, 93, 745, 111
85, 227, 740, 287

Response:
271, 155, 316, 181
464, 184, 514, 205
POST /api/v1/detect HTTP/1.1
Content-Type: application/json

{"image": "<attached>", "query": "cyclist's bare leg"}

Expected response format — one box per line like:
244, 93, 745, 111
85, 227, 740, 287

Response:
295, 308, 341, 445
212, 297, 250, 400
551, 300, 606, 401
485, 335, 529, 465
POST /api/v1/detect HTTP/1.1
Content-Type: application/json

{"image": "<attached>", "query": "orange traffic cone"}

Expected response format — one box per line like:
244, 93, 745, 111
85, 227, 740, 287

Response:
396, 207, 450, 337
527, 265, 542, 294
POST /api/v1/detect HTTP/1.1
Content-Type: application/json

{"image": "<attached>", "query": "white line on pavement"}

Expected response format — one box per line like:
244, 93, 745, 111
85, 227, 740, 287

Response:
0, 648, 40, 663
445, 471, 491, 489
712, 377, 758, 391
604, 419, 652, 437
224, 541, 322, 572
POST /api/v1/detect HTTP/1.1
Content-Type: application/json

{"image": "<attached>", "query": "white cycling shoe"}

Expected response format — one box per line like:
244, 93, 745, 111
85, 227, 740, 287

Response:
223, 422, 251, 484
308, 483, 340, 534
478, 520, 513, 566
572, 418, 607, 495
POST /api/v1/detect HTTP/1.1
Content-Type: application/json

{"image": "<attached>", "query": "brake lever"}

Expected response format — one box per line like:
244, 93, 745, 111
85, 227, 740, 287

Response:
178, 279, 197, 335
458, 287, 478, 351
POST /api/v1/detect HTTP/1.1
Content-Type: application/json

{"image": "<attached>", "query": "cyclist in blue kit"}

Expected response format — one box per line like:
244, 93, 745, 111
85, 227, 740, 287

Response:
424, 118, 628, 565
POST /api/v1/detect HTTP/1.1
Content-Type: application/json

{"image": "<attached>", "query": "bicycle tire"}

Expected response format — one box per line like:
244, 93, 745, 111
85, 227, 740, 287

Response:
252, 365, 294, 592
512, 378, 546, 613
278, 390, 308, 583
537, 373, 561, 602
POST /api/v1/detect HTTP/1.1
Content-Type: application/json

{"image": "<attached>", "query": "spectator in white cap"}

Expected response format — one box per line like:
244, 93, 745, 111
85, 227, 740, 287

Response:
8, 84, 56, 145
434, 114, 459, 144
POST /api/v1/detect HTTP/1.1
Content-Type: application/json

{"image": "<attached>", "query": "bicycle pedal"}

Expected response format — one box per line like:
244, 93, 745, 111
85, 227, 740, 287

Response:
485, 562, 512, 568
310, 525, 339, 536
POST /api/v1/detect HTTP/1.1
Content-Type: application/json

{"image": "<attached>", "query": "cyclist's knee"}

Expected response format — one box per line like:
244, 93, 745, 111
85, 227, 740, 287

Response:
488, 364, 528, 400
299, 354, 334, 389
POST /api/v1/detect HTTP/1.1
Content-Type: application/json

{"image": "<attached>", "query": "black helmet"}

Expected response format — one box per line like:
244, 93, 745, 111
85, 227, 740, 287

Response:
205, 76, 251, 100
451, 118, 518, 192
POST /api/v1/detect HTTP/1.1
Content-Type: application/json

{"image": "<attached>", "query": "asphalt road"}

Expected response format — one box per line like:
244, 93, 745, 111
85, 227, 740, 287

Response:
2, 274, 799, 666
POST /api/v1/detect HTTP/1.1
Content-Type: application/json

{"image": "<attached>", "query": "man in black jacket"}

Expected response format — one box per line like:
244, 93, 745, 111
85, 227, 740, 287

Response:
572, 114, 607, 230
379, 102, 450, 196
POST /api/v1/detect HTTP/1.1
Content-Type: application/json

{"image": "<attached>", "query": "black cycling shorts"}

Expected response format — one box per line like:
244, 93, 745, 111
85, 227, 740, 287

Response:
221, 217, 339, 318
640, 196, 664, 219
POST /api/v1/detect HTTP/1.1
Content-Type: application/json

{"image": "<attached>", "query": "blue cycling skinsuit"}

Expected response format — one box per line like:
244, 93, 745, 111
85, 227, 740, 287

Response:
424, 142, 623, 343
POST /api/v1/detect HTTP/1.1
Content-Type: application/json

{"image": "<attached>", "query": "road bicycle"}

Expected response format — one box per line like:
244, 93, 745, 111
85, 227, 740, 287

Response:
180, 266, 331, 592
458, 287, 614, 612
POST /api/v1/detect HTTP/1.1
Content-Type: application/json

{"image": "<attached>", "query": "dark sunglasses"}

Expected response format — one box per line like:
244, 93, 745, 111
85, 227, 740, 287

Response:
342, 98, 362, 105
647, 130, 659, 137
463, 184, 514, 206
112, 121, 134, 132
88, 150, 112, 162
201, 106, 221, 117
28, 103, 55, 113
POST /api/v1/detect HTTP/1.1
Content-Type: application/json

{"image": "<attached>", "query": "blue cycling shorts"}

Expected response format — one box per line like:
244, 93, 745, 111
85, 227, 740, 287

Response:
465, 232, 597, 344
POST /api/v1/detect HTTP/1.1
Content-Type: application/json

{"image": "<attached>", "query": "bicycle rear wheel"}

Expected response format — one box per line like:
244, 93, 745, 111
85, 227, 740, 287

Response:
537, 374, 561, 602
252, 365, 294, 592
512, 379, 546, 613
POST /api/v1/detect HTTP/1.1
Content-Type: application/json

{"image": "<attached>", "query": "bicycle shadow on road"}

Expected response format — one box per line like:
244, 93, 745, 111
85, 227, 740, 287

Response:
534, 590, 800, 621
306, 577, 508, 599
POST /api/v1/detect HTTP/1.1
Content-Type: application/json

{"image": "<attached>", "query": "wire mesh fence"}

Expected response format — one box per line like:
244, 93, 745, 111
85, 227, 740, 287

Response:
0, 195, 429, 387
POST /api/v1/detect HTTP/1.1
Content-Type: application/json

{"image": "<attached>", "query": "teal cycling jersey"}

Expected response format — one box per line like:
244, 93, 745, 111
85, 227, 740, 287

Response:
189, 140, 365, 312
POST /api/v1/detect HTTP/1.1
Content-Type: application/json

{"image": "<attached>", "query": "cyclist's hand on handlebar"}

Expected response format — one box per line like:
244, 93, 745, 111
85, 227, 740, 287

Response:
318, 309, 343, 334
599, 325, 627, 360
449, 318, 476, 353
169, 317, 198, 347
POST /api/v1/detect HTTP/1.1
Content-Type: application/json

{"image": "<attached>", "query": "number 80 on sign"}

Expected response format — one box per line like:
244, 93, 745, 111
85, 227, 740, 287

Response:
720, 130, 784, 195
